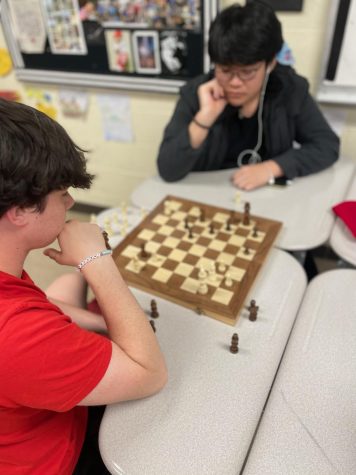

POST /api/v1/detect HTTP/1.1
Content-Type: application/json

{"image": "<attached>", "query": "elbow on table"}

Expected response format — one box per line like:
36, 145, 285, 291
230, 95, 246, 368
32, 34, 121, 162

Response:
149, 363, 169, 396
157, 158, 187, 183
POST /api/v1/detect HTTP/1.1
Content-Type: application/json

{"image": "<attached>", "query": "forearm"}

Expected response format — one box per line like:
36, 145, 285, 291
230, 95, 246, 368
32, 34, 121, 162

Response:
81, 256, 166, 376
272, 143, 339, 179
188, 110, 216, 149
49, 297, 108, 334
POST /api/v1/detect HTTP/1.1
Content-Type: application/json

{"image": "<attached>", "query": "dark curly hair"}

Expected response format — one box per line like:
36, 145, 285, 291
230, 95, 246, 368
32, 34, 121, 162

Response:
208, 1, 283, 66
0, 98, 94, 217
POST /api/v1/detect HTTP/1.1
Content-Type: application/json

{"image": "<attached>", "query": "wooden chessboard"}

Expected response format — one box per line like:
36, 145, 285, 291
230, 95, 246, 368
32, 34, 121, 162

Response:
113, 196, 282, 325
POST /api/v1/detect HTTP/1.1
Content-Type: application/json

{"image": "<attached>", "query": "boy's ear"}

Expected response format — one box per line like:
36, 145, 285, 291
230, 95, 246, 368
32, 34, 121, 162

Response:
5, 206, 29, 226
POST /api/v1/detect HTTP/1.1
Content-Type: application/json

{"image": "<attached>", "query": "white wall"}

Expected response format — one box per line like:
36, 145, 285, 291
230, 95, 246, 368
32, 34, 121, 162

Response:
1, 0, 355, 208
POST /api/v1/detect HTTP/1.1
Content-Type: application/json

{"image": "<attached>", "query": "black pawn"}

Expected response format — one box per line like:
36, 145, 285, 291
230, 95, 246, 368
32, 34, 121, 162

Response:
230, 333, 239, 354
150, 299, 159, 318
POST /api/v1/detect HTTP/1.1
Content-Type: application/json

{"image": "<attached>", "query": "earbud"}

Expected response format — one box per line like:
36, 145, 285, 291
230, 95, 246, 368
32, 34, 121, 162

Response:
266, 66, 272, 74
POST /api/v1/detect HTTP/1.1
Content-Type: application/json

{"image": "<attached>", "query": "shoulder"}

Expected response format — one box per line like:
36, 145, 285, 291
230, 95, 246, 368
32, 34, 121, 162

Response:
269, 64, 312, 110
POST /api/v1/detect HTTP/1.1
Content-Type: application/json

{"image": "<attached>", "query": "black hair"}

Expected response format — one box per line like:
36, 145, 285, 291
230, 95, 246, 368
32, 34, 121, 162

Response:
0, 98, 94, 217
208, 1, 283, 66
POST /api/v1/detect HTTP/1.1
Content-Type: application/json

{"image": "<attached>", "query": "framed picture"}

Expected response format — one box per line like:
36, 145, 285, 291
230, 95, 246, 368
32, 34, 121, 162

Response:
105, 29, 134, 73
42, 0, 88, 55
160, 30, 188, 76
132, 30, 161, 74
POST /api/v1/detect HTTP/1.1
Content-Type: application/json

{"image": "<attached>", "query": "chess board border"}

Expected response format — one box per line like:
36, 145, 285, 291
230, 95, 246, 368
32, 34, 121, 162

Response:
113, 195, 282, 326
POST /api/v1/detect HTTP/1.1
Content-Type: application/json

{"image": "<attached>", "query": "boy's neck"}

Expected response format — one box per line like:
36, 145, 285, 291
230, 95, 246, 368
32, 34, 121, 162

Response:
0, 240, 27, 278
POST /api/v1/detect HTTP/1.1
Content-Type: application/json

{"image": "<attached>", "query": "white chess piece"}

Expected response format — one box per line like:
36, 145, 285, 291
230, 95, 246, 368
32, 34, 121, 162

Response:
218, 262, 226, 272
198, 267, 207, 280
198, 281, 208, 295
208, 262, 217, 281
132, 256, 140, 272
225, 272, 233, 287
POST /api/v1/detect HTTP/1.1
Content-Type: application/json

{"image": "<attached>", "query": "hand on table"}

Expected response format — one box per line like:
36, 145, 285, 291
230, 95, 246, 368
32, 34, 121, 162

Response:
232, 161, 283, 191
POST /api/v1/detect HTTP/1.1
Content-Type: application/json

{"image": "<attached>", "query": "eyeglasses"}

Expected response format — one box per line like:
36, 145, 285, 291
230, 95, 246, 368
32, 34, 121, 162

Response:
215, 63, 264, 82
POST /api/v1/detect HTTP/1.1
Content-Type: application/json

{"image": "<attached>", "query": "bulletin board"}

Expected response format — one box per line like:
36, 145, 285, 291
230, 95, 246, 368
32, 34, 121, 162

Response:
317, 0, 356, 105
1, 0, 217, 93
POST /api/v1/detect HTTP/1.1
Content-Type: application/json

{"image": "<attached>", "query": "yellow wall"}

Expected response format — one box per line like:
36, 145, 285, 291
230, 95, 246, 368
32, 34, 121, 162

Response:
1, 0, 355, 208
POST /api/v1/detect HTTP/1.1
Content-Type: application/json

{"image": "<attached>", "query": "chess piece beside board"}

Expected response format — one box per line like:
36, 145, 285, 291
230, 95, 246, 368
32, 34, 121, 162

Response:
113, 196, 282, 326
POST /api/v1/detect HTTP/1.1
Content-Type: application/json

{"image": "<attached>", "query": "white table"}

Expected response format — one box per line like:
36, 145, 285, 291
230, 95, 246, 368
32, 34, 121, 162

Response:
99, 249, 307, 475
243, 269, 356, 475
131, 159, 354, 251
330, 174, 356, 266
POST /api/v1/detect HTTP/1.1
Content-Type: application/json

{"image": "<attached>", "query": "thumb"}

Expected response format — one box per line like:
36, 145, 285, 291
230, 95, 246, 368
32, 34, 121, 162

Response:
43, 248, 63, 263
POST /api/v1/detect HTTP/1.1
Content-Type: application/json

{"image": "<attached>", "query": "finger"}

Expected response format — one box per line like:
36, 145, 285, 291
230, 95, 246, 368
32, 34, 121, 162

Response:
43, 248, 62, 262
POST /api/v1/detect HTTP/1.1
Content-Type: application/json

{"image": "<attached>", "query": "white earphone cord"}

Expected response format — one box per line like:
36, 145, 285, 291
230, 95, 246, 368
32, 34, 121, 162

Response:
236, 69, 270, 167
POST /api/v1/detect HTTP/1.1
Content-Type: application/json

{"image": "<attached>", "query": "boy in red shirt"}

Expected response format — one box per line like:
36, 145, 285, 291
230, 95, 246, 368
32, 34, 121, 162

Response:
0, 98, 167, 474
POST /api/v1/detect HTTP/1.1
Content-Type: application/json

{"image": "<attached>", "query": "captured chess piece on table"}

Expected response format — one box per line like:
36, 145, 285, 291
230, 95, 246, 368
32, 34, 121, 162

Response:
150, 299, 159, 318
248, 299, 259, 322
230, 333, 239, 354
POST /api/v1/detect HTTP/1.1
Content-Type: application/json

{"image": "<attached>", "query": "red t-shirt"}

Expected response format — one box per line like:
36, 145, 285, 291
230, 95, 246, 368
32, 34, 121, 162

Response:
0, 270, 112, 474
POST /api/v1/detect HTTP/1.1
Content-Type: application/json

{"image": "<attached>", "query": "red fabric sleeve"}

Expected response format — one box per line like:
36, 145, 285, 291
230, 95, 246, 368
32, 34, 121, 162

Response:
1, 301, 112, 411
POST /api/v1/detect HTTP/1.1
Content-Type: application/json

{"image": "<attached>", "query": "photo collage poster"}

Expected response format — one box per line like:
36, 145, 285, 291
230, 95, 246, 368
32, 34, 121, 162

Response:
10, 0, 204, 80
78, 0, 200, 77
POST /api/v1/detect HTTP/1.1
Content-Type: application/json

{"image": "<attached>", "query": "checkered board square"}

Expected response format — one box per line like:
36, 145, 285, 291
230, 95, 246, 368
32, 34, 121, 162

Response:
113, 195, 282, 326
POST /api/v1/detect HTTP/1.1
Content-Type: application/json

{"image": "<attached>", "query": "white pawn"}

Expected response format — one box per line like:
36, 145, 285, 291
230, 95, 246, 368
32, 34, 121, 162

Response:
225, 272, 233, 287
198, 267, 207, 280
218, 262, 226, 272
208, 262, 217, 281
198, 282, 208, 295
132, 256, 140, 272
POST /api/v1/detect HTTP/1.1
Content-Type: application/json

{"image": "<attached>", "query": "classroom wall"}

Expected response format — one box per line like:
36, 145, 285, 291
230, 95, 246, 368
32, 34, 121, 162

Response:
1, 0, 355, 209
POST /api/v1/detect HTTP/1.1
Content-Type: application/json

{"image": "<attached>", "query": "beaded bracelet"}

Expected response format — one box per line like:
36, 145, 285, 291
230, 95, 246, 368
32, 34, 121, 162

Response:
77, 249, 112, 271
192, 117, 211, 130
